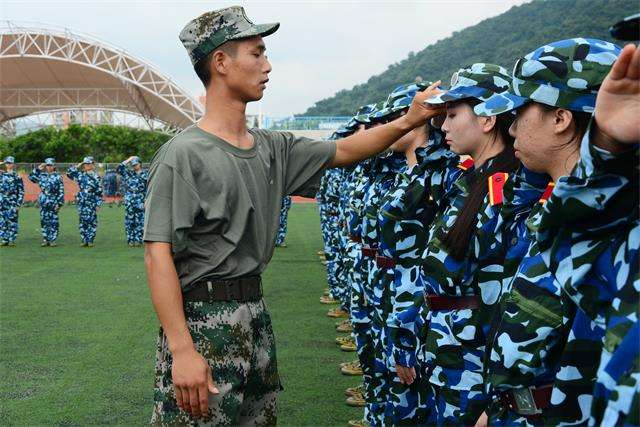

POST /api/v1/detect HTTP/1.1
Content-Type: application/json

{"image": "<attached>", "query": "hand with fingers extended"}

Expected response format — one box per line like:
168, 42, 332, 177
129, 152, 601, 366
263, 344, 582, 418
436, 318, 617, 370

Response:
38, 163, 45, 171
401, 81, 446, 129
395, 364, 416, 385
595, 43, 640, 145
172, 347, 219, 418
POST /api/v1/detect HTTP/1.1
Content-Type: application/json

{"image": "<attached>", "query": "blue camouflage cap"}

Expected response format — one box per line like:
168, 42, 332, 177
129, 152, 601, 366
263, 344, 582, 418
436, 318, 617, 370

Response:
334, 125, 353, 137
427, 63, 512, 117
83, 156, 94, 164
354, 103, 379, 124
370, 82, 428, 122
130, 156, 141, 166
4, 156, 15, 163
44, 158, 55, 166
477, 38, 622, 116
180, 6, 280, 66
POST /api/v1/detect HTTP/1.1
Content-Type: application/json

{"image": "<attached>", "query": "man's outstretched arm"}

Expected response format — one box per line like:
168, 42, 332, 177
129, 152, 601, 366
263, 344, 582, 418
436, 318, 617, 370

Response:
144, 242, 218, 418
330, 82, 444, 167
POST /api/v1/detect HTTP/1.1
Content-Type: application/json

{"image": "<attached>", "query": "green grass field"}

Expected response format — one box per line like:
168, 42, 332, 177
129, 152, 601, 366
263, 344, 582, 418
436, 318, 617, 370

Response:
0, 204, 362, 426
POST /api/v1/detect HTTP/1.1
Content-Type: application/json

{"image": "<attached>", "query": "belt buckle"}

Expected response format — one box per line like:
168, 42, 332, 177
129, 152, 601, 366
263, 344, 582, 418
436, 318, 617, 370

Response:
206, 281, 214, 303
512, 387, 541, 415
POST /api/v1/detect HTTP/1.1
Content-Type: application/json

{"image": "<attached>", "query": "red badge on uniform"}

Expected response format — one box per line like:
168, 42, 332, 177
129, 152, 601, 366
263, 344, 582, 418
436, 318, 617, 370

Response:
457, 158, 474, 171
539, 182, 555, 204
488, 172, 509, 206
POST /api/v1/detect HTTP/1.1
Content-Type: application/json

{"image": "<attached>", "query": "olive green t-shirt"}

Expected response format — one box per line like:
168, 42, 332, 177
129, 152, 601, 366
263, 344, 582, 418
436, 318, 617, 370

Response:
143, 125, 336, 290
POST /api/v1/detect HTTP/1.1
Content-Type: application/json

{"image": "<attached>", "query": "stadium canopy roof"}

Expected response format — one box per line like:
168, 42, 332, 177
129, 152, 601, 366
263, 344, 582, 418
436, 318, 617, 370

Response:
0, 21, 203, 131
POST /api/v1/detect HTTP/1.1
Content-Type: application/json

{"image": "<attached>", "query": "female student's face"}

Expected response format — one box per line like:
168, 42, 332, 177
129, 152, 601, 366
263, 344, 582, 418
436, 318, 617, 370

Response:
441, 102, 486, 155
509, 103, 565, 173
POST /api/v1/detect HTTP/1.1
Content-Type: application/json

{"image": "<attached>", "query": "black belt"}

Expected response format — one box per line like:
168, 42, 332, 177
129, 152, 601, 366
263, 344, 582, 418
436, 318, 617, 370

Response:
183, 275, 262, 303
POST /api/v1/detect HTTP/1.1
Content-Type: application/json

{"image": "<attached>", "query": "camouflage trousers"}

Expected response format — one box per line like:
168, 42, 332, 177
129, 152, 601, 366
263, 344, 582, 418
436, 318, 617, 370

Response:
124, 205, 144, 244
384, 323, 435, 426
369, 317, 390, 426
430, 384, 487, 426
151, 298, 280, 426
39, 207, 59, 242
353, 322, 375, 425
0, 206, 19, 243
77, 203, 98, 244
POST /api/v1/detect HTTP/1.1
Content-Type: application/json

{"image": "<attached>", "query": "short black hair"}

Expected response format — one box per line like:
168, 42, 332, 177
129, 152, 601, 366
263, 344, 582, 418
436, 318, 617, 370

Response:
194, 42, 239, 88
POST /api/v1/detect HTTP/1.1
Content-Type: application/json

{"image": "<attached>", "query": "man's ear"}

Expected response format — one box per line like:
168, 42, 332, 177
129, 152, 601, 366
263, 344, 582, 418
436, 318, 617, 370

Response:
553, 108, 574, 134
211, 50, 230, 75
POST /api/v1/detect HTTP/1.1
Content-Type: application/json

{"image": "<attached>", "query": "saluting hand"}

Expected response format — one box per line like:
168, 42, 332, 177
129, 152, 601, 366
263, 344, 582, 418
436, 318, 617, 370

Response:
402, 81, 446, 129
38, 163, 45, 171
595, 43, 640, 144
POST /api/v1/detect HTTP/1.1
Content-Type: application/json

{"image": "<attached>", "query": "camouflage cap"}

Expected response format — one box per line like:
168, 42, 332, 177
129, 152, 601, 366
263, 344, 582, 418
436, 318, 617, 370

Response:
44, 158, 55, 166
370, 82, 428, 122
610, 13, 640, 41
83, 156, 94, 164
427, 63, 511, 117
354, 103, 380, 124
477, 38, 622, 116
130, 156, 141, 166
180, 6, 280, 66
3, 156, 14, 163
334, 124, 354, 137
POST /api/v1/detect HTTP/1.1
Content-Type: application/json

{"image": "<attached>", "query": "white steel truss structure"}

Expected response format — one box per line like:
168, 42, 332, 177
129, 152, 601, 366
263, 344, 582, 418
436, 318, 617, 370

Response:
0, 108, 181, 137
0, 21, 203, 130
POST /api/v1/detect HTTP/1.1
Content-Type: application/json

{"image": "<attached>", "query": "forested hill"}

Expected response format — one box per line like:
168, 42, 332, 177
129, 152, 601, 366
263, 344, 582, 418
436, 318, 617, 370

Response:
301, 0, 635, 116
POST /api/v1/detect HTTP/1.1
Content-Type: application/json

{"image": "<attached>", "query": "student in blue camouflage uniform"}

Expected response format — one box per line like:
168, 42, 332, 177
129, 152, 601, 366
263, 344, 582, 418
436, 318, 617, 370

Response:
275, 196, 292, 247
117, 156, 148, 247
67, 156, 103, 247
0, 156, 25, 246
417, 63, 523, 425
355, 83, 433, 426
318, 154, 343, 305
326, 123, 359, 318
476, 39, 627, 426
384, 122, 466, 426
29, 158, 65, 246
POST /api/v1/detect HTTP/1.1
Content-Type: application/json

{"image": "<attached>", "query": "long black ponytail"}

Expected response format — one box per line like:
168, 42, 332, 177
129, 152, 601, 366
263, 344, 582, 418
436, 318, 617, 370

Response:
442, 104, 519, 260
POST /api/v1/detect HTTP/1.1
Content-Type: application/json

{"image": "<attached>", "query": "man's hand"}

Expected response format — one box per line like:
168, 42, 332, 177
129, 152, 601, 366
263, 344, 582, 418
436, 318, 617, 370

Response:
38, 163, 45, 171
172, 347, 219, 417
594, 43, 640, 148
395, 364, 416, 385
400, 81, 446, 130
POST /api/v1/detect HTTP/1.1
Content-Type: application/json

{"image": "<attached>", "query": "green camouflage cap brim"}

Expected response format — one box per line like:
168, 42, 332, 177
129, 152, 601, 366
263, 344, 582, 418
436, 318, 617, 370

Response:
180, 6, 280, 66
477, 38, 621, 116
370, 82, 428, 122
354, 103, 380, 124
427, 63, 512, 117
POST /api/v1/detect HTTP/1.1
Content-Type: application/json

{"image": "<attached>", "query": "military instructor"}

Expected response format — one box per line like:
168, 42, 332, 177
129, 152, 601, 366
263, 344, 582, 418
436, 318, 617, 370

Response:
143, 6, 443, 425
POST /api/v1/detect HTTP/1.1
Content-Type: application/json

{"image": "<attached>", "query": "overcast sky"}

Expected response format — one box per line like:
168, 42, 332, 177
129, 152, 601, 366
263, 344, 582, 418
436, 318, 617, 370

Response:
3, 0, 530, 116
